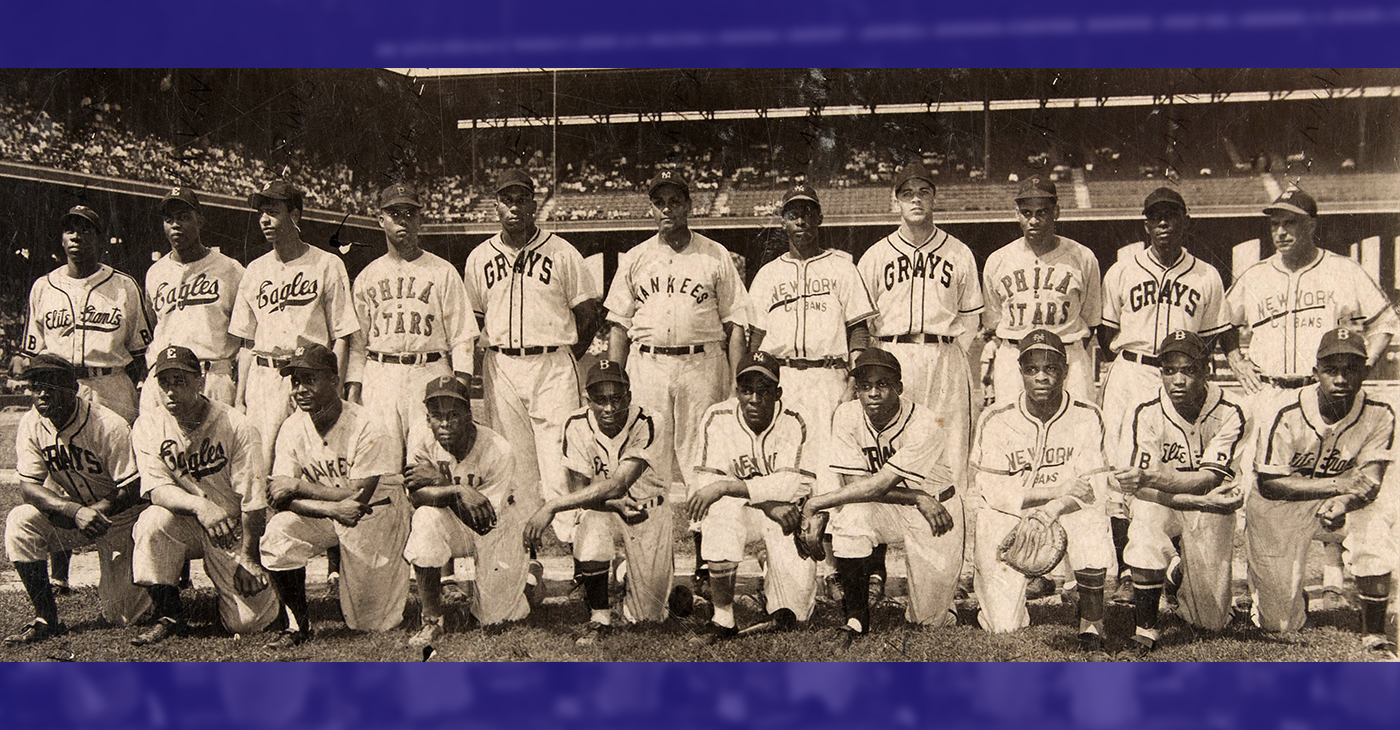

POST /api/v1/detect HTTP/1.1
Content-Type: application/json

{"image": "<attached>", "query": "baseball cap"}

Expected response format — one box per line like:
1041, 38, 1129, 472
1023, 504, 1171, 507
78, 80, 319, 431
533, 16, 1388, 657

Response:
851, 348, 902, 380
21, 354, 77, 383
736, 351, 781, 385
159, 186, 202, 214
1142, 187, 1187, 215
248, 180, 303, 210
1018, 329, 1066, 360
1014, 176, 1057, 203
150, 345, 203, 378
1156, 330, 1208, 361
646, 169, 690, 197
891, 161, 936, 195
1263, 188, 1318, 218
60, 205, 103, 232
585, 359, 630, 389
494, 169, 534, 195
1317, 327, 1367, 360
424, 375, 472, 404
278, 343, 338, 377
378, 182, 423, 210
781, 184, 821, 212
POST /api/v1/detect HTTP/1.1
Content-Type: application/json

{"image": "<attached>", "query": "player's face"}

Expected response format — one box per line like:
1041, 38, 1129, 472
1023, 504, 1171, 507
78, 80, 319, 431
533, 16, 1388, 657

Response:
288, 368, 339, 413
781, 201, 822, 253
61, 219, 101, 268
1016, 201, 1058, 244
425, 397, 473, 449
379, 205, 421, 248
162, 205, 202, 249
1159, 352, 1207, 411
895, 180, 935, 225
854, 367, 903, 426
650, 185, 691, 236
1020, 351, 1067, 405
258, 200, 300, 244
495, 186, 537, 236
1315, 354, 1366, 405
1268, 210, 1316, 257
1143, 205, 1187, 250
586, 382, 631, 434
155, 369, 205, 419
26, 375, 78, 422
735, 373, 781, 433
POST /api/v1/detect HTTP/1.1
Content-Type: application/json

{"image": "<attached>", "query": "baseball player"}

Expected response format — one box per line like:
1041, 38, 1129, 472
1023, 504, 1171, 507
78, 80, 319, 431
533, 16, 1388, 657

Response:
403, 375, 530, 652
3, 355, 151, 645
345, 182, 476, 454
1249, 328, 1396, 655
523, 359, 673, 643
230, 180, 359, 467
1097, 187, 1230, 602
1111, 331, 1248, 658
982, 177, 1101, 403
140, 187, 246, 412
22, 205, 154, 424
130, 345, 279, 646
970, 330, 1112, 656
683, 352, 817, 643
799, 347, 964, 645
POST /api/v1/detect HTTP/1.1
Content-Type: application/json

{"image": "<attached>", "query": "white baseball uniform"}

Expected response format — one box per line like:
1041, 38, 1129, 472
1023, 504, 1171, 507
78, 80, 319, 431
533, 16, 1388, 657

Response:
604, 231, 751, 492
1249, 385, 1396, 632
829, 396, 964, 627
1124, 383, 1248, 631
6, 398, 151, 625
982, 236, 1102, 402
562, 403, 672, 623
228, 243, 358, 463
262, 401, 410, 632
971, 394, 1112, 633
464, 229, 599, 517
402, 424, 530, 626
131, 400, 279, 634
23, 264, 154, 423
695, 397, 817, 620
141, 249, 245, 410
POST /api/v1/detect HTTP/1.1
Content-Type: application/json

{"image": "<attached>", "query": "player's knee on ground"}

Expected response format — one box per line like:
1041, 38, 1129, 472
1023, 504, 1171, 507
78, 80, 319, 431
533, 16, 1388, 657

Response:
5, 504, 54, 563
403, 506, 459, 568
132, 506, 190, 586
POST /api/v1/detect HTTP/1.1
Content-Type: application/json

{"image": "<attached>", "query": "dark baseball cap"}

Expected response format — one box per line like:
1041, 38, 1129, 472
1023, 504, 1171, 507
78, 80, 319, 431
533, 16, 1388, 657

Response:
1014, 176, 1057, 203
60, 205, 103, 232
781, 184, 821, 212
279, 343, 338, 377
736, 351, 781, 385
891, 161, 936, 195
248, 180, 303, 210
424, 375, 472, 404
378, 182, 423, 210
1263, 188, 1318, 218
159, 186, 202, 214
21, 354, 77, 383
1156, 330, 1207, 361
494, 169, 534, 195
646, 169, 690, 197
585, 359, 630, 389
1143, 187, 1187, 215
1018, 329, 1066, 360
1317, 327, 1367, 360
150, 345, 203, 377
851, 348, 902, 380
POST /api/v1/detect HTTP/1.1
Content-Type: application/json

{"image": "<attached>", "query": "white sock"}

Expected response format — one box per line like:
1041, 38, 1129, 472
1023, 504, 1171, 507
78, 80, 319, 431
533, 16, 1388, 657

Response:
845, 617, 864, 633
1135, 626, 1160, 643
591, 609, 612, 626
1078, 619, 1102, 636
713, 605, 735, 629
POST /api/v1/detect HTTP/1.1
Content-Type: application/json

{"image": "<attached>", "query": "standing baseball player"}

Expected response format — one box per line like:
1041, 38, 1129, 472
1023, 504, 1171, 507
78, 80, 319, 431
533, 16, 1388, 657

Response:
523, 359, 672, 643
3, 355, 151, 645
22, 205, 154, 424
141, 187, 246, 412
1248, 328, 1396, 655
799, 347, 964, 645
230, 181, 359, 467
970, 330, 1112, 656
982, 177, 1101, 403
259, 344, 410, 647
129, 345, 279, 646
1111, 331, 1248, 658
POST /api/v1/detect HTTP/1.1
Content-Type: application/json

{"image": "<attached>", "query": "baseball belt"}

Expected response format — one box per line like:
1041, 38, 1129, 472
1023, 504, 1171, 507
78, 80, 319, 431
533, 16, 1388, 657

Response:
488, 345, 561, 356
253, 355, 291, 369
777, 357, 846, 370
1118, 350, 1160, 368
1001, 336, 1081, 347
877, 333, 956, 344
73, 366, 118, 378
1259, 374, 1317, 388
368, 351, 446, 365
637, 343, 706, 356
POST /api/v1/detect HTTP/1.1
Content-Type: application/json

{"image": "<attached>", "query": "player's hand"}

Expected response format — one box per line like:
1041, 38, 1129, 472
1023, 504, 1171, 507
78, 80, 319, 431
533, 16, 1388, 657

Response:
344, 381, 363, 404
1064, 476, 1097, 505
267, 476, 301, 509
606, 496, 649, 525
522, 507, 553, 549
403, 460, 445, 490
456, 487, 497, 535
73, 506, 112, 539
326, 497, 372, 527
1334, 469, 1381, 502
1317, 494, 1353, 531
232, 557, 270, 596
914, 493, 954, 536
1227, 353, 1263, 395
1194, 484, 1244, 514
757, 502, 801, 535
1111, 468, 1145, 496
684, 484, 725, 524
196, 502, 241, 550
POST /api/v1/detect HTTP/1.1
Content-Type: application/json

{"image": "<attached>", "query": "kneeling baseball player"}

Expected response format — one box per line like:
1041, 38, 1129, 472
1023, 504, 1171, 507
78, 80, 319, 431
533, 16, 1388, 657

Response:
523, 359, 675, 645
800, 347, 964, 647
1112, 331, 1248, 658
403, 376, 529, 652
260, 344, 411, 648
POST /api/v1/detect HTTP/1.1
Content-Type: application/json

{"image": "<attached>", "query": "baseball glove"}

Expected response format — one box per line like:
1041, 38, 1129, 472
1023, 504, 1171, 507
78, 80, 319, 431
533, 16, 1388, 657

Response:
794, 511, 829, 561
997, 510, 1068, 578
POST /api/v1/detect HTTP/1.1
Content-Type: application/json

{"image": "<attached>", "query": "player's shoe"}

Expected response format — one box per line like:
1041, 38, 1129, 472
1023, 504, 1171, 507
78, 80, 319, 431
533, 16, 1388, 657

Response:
1115, 635, 1155, 661
4, 618, 67, 646
409, 620, 446, 652
688, 620, 738, 647
737, 608, 798, 637
734, 591, 766, 615
1362, 634, 1398, 658
326, 571, 341, 590
50, 579, 72, 596
819, 573, 843, 605
836, 619, 866, 651
1312, 587, 1352, 612
668, 584, 695, 619
1078, 632, 1110, 661
869, 574, 886, 605
524, 559, 546, 607
1110, 572, 1135, 605
265, 629, 312, 650
1026, 576, 1057, 601
575, 621, 611, 647
692, 571, 712, 602
130, 617, 182, 647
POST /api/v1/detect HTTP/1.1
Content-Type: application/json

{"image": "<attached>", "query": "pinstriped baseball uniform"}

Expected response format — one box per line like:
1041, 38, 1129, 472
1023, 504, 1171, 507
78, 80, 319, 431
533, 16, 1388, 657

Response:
141, 250, 245, 410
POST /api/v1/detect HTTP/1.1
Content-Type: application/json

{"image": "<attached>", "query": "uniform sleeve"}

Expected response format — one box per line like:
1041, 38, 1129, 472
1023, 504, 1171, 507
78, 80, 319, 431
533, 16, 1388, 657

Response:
1355, 262, 1400, 339
1127, 403, 1156, 471
463, 247, 486, 319
746, 267, 771, 336
884, 411, 952, 490
1201, 402, 1248, 479
854, 248, 884, 331
1255, 405, 1296, 477
561, 418, 592, 477
713, 245, 751, 328
325, 257, 360, 340
231, 418, 268, 512
1223, 274, 1250, 328
842, 262, 879, 326
561, 241, 600, 307
132, 417, 179, 498
618, 409, 659, 470
692, 405, 731, 487
603, 248, 636, 324
21, 278, 44, 356
439, 265, 479, 373
1100, 263, 1123, 329
271, 419, 302, 479
15, 415, 47, 483
98, 414, 140, 488
829, 403, 870, 476
123, 278, 155, 357
957, 246, 985, 316
228, 265, 257, 341
1081, 248, 1103, 328
1198, 267, 1231, 337
981, 252, 1004, 331
1358, 403, 1397, 468
348, 415, 400, 481
969, 411, 1024, 515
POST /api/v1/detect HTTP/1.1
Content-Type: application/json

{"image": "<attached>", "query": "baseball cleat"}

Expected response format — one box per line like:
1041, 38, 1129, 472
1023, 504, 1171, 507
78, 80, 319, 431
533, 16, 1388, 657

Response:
1362, 634, 1398, 657
50, 579, 72, 596
264, 629, 312, 650
688, 621, 738, 647
869, 574, 886, 604
668, 584, 695, 618
837, 623, 865, 651
1110, 573, 1135, 605
409, 621, 445, 652
130, 618, 182, 647
1026, 576, 1057, 601
1116, 635, 1155, 661
325, 571, 341, 590
4, 618, 67, 646
1311, 587, 1351, 612
1078, 632, 1110, 661
524, 559, 546, 607
575, 621, 611, 646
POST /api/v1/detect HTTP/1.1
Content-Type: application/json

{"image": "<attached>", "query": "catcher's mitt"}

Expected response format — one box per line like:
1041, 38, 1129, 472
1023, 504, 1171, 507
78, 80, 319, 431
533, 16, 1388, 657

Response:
795, 511, 829, 562
997, 510, 1067, 578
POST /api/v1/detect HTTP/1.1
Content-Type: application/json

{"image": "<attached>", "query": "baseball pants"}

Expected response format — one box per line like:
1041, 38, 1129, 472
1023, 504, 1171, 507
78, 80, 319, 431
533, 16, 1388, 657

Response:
626, 345, 729, 493
260, 489, 411, 632
775, 365, 849, 497
361, 356, 453, 457
992, 338, 1094, 405
882, 341, 974, 489
5, 503, 151, 626
244, 361, 294, 469
141, 358, 237, 415
482, 349, 580, 518
700, 496, 816, 621
830, 494, 965, 627
403, 502, 530, 626
82, 371, 139, 424
975, 503, 1112, 633
1097, 357, 1161, 522
131, 506, 280, 634
573, 499, 675, 623
1125, 497, 1236, 631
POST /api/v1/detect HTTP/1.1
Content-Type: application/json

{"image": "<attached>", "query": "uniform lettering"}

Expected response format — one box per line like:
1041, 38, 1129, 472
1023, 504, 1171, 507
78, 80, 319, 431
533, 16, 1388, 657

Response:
483, 251, 556, 288
730, 452, 778, 479
160, 437, 229, 479
152, 273, 221, 313
256, 272, 319, 312
1127, 278, 1202, 316
43, 306, 124, 333
880, 253, 956, 290
633, 275, 710, 305
1289, 448, 1356, 477
40, 444, 105, 476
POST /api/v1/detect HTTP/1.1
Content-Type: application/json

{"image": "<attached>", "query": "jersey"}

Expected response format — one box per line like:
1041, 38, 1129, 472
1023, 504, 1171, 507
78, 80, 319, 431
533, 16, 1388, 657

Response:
562, 404, 664, 501
351, 250, 477, 369
982, 235, 1102, 342
830, 396, 954, 491
272, 401, 399, 499
23, 264, 153, 368
694, 397, 816, 502
145, 249, 245, 362
406, 424, 519, 512
1256, 385, 1396, 479
857, 228, 983, 338
604, 232, 750, 346
1226, 250, 1400, 377
747, 250, 875, 359
1129, 383, 1248, 480
1102, 247, 1230, 355
463, 229, 598, 349
15, 398, 138, 505
971, 394, 1109, 516
228, 243, 358, 355
133, 400, 266, 515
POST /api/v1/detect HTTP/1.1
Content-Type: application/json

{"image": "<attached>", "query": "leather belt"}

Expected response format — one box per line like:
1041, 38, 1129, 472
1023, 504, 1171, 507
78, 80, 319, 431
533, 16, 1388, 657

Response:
254, 355, 291, 369
777, 357, 846, 370
1002, 337, 1080, 347
74, 366, 117, 378
1260, 374, 1317, 388
638, 344, 706, 356
369, 351, 446, 365
1119, 351, 1160, 368
488, 346, 560, 357
878, 333, 956, 344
